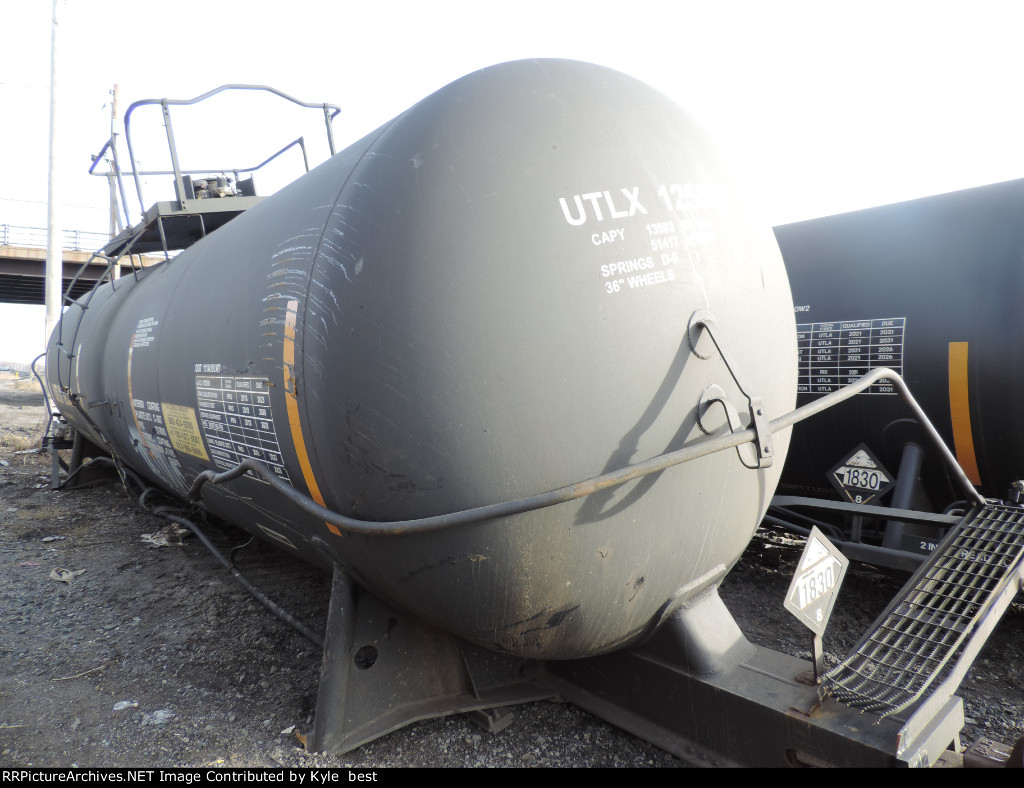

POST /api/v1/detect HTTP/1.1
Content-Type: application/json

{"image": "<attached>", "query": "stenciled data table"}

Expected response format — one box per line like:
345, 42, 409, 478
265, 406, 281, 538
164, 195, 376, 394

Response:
797, 318, 905, 396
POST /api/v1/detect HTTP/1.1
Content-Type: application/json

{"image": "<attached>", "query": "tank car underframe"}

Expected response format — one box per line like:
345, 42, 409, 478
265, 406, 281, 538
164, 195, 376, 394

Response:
306, 564, 956, 767
768, 495, 964, 572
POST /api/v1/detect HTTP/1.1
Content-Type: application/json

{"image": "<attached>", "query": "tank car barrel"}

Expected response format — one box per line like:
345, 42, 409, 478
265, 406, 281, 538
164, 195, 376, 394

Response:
48, 58, 799, 662
776, 180, 1024, 513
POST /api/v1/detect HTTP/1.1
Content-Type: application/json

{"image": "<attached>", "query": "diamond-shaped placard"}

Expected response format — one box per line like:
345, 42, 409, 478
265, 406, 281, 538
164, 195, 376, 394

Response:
783, 526, 849, 636
828, 443, 895, 505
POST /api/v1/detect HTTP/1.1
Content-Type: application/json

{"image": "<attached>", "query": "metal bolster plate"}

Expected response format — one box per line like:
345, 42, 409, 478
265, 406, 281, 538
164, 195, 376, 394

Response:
688, 309, 774, 468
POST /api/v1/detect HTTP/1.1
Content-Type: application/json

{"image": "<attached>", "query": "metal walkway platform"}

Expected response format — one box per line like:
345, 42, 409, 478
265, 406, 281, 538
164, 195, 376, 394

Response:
824, 502, 1024, 719
100, 198, 262, 257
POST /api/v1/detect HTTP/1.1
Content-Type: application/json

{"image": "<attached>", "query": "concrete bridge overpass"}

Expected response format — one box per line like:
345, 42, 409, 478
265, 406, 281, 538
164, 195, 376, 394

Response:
0, 224, 138, 305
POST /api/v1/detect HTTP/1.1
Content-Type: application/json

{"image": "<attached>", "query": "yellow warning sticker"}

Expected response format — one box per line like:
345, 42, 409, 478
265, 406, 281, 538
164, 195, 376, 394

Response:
161, 403, 210, 461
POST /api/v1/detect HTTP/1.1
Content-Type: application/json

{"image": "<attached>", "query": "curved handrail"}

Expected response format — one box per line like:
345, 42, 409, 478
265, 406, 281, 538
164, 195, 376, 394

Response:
91, 84, 341, 225
186, 368, 985, 537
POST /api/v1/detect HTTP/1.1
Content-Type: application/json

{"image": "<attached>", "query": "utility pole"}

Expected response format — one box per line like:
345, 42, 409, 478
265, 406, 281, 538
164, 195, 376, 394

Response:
108, 84, 122, 280
44, 0, 62, 348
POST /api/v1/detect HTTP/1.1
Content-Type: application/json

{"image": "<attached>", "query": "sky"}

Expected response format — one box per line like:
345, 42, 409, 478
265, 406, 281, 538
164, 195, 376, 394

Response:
3, 0, 1024, 362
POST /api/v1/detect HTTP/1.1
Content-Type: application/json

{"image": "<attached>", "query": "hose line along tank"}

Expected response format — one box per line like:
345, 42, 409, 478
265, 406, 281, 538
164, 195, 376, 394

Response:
48, 59, 797, 660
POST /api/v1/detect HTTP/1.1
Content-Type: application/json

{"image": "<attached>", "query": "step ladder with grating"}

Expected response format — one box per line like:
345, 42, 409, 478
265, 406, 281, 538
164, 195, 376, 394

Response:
822, 502, 1024, 759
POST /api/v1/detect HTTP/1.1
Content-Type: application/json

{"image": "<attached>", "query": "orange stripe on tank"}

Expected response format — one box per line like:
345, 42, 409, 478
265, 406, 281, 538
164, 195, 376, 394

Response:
948, 342, 982, 486
284, 299, 340, 536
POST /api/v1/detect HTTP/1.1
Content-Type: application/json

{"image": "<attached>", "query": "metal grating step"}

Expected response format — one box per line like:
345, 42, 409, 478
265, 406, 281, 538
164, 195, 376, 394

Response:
822, 503, 1024, 718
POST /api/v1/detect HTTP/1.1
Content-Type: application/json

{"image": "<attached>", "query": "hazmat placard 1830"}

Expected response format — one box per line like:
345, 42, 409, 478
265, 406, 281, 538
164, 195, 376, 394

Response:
783, 526, 849, 636
827, 443, 895, 505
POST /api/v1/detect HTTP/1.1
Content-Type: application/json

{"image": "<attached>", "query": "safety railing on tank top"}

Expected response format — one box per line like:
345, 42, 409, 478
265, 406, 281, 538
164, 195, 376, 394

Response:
51, 86, 343, 410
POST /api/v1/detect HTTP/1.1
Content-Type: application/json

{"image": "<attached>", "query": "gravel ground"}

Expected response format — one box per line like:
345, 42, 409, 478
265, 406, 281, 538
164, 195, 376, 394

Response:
1, 377, 1022, 768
